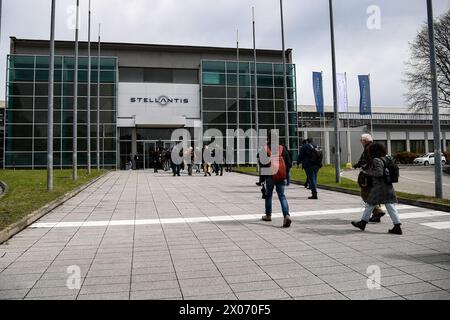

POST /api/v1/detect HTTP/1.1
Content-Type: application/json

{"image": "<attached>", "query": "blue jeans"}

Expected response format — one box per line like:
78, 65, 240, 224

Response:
265, 179, 289, 217
305, 166, 319, 194
362, 203, 401, 225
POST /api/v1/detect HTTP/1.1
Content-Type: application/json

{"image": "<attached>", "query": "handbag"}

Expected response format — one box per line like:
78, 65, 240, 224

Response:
261, 183, 267, 199
357, 171, 373, 188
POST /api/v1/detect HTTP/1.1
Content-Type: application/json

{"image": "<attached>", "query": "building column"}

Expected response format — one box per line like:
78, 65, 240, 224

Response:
387, 131, 392, 156
425, 132, 429, 154
325, 130, 331, 165
406, 131, 411, 152
132, 127, 137, 170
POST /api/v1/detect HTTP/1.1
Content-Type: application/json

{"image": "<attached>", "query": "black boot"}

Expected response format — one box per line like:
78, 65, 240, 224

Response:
308, 193, 318, 200
351, 220, 367, 231
389, 224, 403, 235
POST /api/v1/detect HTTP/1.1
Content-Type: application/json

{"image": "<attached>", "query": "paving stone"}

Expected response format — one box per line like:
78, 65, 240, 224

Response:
78, 292, 130, 300
235, 289, 290, 300
230, 281, 280, 293
343, 288, 399, 300
0, 289, 28, 299
284, 284, 337, 298
403, 291, 450, 300
387, 282, 443, 296
130, 288, 182, 300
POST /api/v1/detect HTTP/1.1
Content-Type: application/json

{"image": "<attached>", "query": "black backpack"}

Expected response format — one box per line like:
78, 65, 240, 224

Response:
381, 156, 399, 184
310, 145, 323, 167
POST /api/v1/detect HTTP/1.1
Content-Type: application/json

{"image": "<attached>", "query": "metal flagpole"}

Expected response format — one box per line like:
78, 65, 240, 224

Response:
236, 29, 240, 168
102, 123, 105, 169
369, 73, 374, 137
329, 0, 341, 183
321, 71, 325, 154
427, 0, 443, 199
73, 0, 79, 181
345, 72, 351, 163
96, 23, 101, 170
87, 0, 92, 174
0, 0, 3, 44
253, 7, 259, 169
279, 0, 290, 149
47, 0, 56, 192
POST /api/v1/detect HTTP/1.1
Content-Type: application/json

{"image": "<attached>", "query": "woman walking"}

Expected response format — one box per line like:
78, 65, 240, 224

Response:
351, 142, 403, 235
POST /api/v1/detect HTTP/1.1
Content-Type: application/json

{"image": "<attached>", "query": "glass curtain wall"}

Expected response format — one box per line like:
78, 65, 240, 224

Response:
5, 54, 118, 169
201, 60, 298, 164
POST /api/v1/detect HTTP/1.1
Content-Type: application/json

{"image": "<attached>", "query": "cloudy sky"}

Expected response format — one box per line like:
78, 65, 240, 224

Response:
1, 0, 449, 108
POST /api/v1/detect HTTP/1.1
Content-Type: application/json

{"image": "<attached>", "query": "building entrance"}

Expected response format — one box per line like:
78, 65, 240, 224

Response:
142, 140, 178, 170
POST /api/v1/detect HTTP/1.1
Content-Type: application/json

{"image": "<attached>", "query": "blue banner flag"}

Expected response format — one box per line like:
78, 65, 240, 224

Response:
313, 72, 324, 115
359, 75, 372, 115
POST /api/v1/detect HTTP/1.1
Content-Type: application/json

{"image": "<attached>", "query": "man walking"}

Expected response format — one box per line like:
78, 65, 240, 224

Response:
354, 134, 386, 222
298, 138, 322, 200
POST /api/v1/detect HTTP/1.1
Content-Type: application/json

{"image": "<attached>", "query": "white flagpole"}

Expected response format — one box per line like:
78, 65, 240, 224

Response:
73, 0, 80, 181
96, 23, 101, 170
87, 0, 92, 174
252, 7, 259, 169
47, 0, 56, 191
345, 72, 351, 163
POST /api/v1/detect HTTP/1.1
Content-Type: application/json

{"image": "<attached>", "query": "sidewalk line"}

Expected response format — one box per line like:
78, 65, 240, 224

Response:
421, 221, 450, 230
29, 205, 440, 229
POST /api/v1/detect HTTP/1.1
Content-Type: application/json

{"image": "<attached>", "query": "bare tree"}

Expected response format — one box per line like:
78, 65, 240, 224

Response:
404, 8, 450, 113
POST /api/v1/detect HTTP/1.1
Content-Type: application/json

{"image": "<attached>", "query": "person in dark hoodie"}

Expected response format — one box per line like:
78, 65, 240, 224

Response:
298, 138, 322, 200
351, 142, 403, 235
354, 134, 387, 223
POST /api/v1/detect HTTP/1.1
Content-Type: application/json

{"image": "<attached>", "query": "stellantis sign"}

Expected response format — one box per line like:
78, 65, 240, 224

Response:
130, 96, 189, 106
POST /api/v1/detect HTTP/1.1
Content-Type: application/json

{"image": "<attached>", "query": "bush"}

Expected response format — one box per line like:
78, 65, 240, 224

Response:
394, 152, 422, 164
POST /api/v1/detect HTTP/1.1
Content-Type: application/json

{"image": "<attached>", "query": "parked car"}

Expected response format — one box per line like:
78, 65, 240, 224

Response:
413, 153, 446, 166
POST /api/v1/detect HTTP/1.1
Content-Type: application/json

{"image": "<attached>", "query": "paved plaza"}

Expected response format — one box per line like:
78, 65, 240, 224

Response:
1, 170, 450, 300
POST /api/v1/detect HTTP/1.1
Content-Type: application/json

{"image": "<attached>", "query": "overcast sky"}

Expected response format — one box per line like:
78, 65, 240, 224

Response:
1, 0, 449, 108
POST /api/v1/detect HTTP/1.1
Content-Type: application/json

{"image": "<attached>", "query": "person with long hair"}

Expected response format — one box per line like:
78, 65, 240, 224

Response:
351, 142, 403, 235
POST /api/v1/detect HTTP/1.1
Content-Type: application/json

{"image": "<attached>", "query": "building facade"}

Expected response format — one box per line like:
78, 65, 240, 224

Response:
299, 105, 450, 165
4, 38, 298, 169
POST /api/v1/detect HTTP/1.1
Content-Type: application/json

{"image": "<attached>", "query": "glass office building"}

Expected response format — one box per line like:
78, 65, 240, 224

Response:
4, 54, 118, 169
201, 60, 298, 162
5, 39, 298, 169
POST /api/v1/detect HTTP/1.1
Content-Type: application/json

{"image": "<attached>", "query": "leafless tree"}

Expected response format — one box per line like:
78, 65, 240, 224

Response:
404, 8, 450, 113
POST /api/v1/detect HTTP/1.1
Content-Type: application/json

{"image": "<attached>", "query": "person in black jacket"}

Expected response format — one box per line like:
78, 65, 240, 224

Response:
261, 134, 292, 228
354, 134, 386, 222
298, 138, 321, 200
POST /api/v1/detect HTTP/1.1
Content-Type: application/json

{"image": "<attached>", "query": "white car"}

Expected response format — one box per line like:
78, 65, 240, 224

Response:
413, 153, 447, 166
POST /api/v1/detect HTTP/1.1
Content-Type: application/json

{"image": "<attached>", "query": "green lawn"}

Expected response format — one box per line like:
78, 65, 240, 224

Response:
0, 169, 107, 231
235, 166, 450, 206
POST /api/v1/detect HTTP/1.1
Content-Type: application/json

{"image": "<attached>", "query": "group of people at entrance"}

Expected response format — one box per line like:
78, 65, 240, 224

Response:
258, 133, 403, 235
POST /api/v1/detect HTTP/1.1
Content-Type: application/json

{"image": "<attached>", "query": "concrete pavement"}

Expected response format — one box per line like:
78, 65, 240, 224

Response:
1, 170, 450, 300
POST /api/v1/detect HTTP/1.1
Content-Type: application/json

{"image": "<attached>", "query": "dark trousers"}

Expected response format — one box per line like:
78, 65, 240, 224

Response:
305, 166, 319, 194
172, 164, 181, 176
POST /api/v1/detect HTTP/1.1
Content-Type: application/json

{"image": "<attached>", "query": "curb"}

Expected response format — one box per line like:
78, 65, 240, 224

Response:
236, 171, 450, 213
0, 172, 110, 245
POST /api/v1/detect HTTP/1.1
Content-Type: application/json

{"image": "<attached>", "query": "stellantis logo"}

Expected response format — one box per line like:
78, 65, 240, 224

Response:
130, 96, 189, 106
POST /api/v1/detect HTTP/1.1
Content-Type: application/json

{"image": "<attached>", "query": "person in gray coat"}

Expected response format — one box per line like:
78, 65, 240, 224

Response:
351, 143, 403, 235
